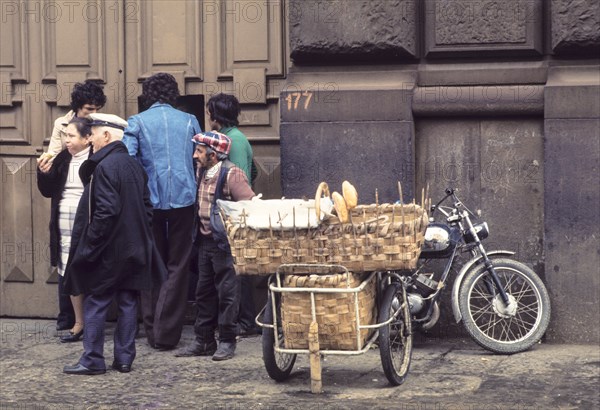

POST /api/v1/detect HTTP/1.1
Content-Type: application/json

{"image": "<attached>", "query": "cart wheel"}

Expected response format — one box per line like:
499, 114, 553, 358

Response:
262, 295, 297, 381
378, 282, 413, 386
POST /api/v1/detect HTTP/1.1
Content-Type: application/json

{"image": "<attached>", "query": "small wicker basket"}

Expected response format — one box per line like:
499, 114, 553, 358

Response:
280, 271, 377, 350
224, 202, 428, 275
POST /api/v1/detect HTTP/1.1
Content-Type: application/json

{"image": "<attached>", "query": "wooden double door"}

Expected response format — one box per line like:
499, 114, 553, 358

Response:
1, 0, 285, 317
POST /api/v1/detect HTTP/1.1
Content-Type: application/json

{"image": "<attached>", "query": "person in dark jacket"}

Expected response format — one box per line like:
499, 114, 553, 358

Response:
63, 113, 165, 375
37, 117, 93, 342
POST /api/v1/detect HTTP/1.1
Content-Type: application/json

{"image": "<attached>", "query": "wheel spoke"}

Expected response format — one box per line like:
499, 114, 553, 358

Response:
502, 272, 518, 290
517, 303, 540, 317
470, 303, 493, 319
480, 313, 498, 335
500, 318, 518, 341
512, 288, 536, 302
512, 313, 536, 330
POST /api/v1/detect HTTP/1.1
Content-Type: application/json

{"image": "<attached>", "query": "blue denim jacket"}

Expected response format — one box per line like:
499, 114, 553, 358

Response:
123, 103, 201, 209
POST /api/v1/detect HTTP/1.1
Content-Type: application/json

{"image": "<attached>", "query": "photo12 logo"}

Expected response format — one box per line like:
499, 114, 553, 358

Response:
1, 1, 139, 24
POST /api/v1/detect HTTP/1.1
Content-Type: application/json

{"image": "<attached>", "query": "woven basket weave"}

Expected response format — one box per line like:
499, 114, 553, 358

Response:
280, 271, 377, 350
224, 203, 428, 276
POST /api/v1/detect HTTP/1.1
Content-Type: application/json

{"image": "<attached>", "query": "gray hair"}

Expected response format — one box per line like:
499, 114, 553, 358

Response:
205, 146, 228, 161
95, 125, 124, 141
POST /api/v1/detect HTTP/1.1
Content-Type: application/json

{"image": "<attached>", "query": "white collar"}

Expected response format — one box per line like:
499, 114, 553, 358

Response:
205, 161, 222, 179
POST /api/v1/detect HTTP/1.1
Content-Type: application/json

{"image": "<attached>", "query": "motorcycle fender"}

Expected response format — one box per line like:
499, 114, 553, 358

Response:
451, 250, 515, 323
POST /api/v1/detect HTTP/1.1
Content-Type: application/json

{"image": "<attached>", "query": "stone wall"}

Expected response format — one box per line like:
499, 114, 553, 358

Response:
281, 0, 600, 343
544, 66, 600, 343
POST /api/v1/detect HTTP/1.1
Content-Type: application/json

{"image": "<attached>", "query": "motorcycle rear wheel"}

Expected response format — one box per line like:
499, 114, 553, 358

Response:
459, 258, 551, 354
378, 282, 413, 385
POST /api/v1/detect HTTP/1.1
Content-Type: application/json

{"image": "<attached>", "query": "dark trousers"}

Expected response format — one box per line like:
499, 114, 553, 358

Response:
78, 290, 138, 370
194, 236, 240, 343
57, 274, 75, 328
141, 206, 194, 347
238, 275, 257, 330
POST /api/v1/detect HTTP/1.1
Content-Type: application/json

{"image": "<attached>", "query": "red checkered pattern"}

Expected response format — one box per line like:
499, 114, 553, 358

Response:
192, 131, 231, 155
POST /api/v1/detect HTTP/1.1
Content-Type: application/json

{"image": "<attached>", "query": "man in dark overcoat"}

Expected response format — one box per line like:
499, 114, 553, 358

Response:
63, 113, 165, 375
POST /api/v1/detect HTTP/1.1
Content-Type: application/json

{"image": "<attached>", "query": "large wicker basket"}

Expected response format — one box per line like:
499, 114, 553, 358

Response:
280, 271, 377, 350
224, 203, 428, 275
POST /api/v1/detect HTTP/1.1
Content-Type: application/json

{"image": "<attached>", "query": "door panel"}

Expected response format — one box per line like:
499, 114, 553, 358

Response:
0, 0, 124, 317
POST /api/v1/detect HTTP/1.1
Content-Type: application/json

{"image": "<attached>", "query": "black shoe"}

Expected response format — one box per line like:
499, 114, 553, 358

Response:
56, 323, 74, 331
174, 341, 217, 357
60, 329, 83, 343
237, 326, 259, 338
154, 343, 175, 351
63, 363, 105, 375
212, 342, 236, 361
111, 361, 131, 373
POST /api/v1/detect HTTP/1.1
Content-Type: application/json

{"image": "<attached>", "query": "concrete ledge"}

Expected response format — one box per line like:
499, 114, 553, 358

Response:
545, 66, 600, 119
281, 70, 416, 122
413, 85, 544, 117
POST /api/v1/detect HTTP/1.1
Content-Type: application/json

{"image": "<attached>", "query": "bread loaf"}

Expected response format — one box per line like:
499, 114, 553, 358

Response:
332, 191, 349, 223
342, 181, 358, 209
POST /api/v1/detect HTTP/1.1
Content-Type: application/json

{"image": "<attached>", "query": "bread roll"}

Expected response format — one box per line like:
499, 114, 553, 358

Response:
37, 152, 54, 164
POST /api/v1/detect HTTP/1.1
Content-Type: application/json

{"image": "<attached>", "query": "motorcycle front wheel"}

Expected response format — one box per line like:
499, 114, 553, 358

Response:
458, 258, 551, 354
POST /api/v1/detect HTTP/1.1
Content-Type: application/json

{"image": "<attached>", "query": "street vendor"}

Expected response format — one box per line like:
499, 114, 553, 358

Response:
175, 131, 255, 361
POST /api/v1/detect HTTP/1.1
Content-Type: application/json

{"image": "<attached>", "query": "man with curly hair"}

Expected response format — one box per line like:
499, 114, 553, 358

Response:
37, 79, 106, 333
39, 80, 106, 163
123, 72, 202, 351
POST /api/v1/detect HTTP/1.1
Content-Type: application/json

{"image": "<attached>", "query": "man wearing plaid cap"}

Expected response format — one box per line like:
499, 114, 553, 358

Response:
175, 131, 255, 361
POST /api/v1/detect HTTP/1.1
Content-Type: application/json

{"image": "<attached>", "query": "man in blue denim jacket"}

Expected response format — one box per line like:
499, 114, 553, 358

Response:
123, 72, 201, 351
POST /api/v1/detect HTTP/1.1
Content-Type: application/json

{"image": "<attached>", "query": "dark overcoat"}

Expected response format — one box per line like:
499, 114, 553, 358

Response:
64, 141, 166, 296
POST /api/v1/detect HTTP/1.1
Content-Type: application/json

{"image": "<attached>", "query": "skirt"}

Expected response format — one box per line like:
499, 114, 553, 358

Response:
57, 203, 78, 276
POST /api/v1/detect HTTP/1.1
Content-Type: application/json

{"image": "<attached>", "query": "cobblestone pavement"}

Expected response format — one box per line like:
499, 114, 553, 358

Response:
0, 319, 598, 409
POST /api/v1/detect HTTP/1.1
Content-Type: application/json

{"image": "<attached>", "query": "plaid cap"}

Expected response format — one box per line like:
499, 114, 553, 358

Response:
87, 113, 128, 130
191, 131, 231, 156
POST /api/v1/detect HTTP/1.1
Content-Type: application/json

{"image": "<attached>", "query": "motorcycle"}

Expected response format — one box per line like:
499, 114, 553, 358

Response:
397, 187, 551, 354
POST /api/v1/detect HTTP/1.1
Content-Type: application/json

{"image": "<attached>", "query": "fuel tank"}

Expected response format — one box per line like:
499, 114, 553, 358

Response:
419, 223, 462, 259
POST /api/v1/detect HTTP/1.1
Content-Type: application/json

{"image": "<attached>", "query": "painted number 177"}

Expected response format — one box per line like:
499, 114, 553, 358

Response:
285, 91, 313, 110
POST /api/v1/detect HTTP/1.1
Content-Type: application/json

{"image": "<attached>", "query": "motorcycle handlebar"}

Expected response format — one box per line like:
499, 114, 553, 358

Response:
431, 187, 468, 216
431, 188, 456, 214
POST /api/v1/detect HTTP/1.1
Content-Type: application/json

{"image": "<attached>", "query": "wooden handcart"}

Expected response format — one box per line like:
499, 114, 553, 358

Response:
257, 263, 413, 392
221, 185, 429, 392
